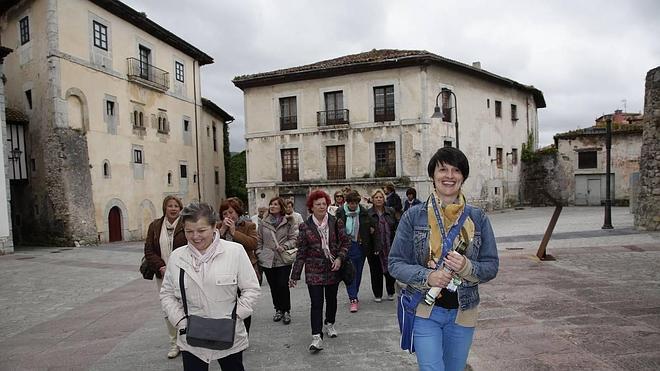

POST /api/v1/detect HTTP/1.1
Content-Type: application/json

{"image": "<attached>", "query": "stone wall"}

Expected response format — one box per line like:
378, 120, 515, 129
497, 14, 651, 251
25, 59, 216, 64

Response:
521, 152, 571, 206
634, 66, 660, 230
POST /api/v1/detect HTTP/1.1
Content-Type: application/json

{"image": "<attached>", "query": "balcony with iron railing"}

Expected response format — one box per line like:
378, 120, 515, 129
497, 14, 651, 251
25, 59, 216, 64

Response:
317, 109, 349, 128
126, 57, 170, 92
280, 115, 298, 130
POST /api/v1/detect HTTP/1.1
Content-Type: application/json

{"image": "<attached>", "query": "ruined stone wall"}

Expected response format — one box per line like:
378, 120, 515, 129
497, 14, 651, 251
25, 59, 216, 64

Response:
521, 152, 571, 206
635, 66, 660, 230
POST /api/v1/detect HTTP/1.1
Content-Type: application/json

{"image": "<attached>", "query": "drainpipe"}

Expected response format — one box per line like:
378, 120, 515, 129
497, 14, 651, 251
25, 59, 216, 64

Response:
193, 60, 201, 201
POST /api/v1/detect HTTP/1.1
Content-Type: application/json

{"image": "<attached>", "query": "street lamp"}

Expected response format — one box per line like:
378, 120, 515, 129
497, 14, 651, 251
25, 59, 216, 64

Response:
431, 88, 459, 149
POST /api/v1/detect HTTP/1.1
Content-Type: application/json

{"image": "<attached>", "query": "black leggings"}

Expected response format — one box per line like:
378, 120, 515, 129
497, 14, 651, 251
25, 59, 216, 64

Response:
367, 253, 396, 298
307, 283, 340, 336
181, 350, 244, 371
261, 265, 292, 312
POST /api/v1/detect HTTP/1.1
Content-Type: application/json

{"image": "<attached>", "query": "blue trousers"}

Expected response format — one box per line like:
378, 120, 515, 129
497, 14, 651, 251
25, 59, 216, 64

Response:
413, 306, 475, 371
345, 241, 365, 300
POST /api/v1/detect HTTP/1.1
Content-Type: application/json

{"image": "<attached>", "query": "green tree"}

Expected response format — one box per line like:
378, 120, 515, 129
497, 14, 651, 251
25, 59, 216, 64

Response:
226, 151, 248, 208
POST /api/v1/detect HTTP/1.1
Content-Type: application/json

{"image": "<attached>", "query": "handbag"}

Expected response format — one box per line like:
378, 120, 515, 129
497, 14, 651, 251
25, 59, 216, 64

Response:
397, 287, 424, 353
269, 229, 298, 265
139, 256, 155, 280
179, 268, 237, 350
339, 258, 355, 286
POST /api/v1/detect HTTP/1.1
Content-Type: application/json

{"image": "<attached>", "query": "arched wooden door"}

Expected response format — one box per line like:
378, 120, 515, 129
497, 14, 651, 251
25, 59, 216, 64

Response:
108, 206, 122, 242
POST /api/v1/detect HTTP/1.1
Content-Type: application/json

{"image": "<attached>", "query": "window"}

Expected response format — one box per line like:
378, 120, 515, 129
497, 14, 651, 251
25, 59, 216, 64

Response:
212, 124, 217, 152
167, 172, 172, 185
180, 164, 188, 178
133, 149, 143, 164
106, 101, 115, 117
326, 145, 345, 180
279, 96, 297, 130
487, 99, 490, 108
19, 16, 30, 45
511, 148, 518, 165
138, 45, 151, 79
495, 101, 502, 118
92, 21, 108, 50
496, 148, 503, 168
206, 126, 210, 137
158, 114, 169, 134
444, 140, 453, 148
578, 151, 597, 169
441, 91, 452, 122
183, 119, 190, 132
324, 91, 345, 125
102, 162, 110, 177
488, 146, 491, 156
175, 61, 184, 82
214, 170, 219, 185
375, 142, 396, 177
511, 104, 518, 121
25, 90, 32, 109
374, 85, 395, 122
281, 148, 299, 182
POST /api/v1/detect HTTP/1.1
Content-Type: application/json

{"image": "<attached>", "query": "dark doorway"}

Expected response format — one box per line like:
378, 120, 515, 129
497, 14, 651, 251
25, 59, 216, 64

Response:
108, 206, 122, 242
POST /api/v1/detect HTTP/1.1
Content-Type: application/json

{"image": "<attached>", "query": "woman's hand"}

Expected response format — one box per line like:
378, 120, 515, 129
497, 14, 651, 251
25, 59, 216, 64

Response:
220, 218, 234, 236
159, 265, 166, 276
331, 258, 342, 271
276, 246, 285, 253
444, 251, 466, 272
427, 269, 453, 288
288, 279, 297, 288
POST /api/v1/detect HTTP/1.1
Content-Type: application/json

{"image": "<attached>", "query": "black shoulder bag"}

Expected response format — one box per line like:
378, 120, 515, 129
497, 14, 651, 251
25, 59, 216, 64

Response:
333, 219, 355, 285
179, 268, 237, 350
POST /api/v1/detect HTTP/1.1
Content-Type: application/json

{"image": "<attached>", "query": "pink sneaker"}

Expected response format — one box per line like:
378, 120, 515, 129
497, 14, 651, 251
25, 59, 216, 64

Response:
349, 299, 359, 313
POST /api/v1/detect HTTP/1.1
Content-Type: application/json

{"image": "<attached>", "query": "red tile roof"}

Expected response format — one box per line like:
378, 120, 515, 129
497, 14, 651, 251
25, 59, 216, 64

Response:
232, 49, 545, 108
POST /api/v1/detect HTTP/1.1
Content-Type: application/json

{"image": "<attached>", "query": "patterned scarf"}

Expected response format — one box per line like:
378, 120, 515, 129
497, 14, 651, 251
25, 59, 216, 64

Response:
159, 216, 179, 263
343, 203, 360, 241
312, 213, 333, 260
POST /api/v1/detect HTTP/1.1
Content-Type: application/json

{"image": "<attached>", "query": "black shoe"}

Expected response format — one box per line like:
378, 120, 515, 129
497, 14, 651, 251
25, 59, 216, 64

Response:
273, 310, 283, 322
282, 312, 291, 325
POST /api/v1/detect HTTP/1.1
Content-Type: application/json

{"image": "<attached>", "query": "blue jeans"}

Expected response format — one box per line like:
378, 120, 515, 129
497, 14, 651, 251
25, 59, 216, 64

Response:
413, 306, 475, 371
346, 241, 365, 300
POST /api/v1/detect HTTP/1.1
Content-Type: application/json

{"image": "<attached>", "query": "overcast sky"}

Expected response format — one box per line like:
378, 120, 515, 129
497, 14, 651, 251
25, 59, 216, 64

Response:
123, 0, 659, 152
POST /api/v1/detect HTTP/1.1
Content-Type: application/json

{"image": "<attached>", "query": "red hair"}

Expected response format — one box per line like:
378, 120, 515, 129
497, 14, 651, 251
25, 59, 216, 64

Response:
306, 190, 331, 211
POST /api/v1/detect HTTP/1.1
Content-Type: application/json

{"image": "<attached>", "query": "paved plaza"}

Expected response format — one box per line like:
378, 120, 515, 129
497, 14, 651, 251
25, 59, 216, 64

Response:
0, 207, 659, 370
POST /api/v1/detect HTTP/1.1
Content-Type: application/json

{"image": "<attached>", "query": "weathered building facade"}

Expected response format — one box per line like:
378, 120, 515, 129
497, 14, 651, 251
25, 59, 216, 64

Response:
0, 0, 229, 245
233, 49, 545, 215
0, 46, 14, 254
554, 121, 642, 206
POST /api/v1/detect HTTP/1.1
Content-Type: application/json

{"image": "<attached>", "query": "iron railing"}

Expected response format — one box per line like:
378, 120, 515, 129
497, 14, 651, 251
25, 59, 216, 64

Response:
317, 109, 349, 127
127, 57, 170, 91
280, 116, 297, 130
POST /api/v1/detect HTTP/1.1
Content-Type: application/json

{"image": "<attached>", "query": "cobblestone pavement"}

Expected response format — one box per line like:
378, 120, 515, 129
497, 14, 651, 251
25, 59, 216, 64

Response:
0, 207, 658, 370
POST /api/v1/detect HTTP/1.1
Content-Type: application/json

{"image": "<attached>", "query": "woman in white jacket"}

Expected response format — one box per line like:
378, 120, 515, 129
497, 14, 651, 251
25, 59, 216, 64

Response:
160, 202, 260, 371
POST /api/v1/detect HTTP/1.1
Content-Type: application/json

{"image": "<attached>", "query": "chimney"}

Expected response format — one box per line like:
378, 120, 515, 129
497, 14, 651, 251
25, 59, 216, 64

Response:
472, 61, 481, 69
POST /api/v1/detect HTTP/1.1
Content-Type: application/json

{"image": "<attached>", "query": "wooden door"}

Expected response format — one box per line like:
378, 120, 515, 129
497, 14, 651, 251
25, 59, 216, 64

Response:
108, 206, 122, 242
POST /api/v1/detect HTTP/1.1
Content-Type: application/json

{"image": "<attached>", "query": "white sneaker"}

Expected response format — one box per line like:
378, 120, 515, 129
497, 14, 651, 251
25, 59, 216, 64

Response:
167, 345, 180, 359
324, 323, 338, 338
387, 294, 395, 301
309, 334, 323, 352
374, 297, 382, 303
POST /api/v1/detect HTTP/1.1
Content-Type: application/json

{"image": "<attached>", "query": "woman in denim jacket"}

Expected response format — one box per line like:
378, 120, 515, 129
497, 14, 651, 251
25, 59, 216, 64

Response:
389, 147, 499, 371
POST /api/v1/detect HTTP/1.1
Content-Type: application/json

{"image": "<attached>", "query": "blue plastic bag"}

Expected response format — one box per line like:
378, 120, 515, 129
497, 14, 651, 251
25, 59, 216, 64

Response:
397, 288, 424, 353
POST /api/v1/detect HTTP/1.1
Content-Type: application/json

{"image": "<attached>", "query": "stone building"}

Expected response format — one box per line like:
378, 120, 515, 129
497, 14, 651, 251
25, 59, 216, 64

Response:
635, 66, 660, 230
554, 119, 643, 206
1, 45, 14, 254
233, 49, 545, 215
0, 0, 230, 245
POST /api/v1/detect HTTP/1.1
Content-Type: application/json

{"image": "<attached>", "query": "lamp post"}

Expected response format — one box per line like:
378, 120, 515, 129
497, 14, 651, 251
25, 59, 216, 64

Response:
431, 88, 459, 149
602, 119, 613, 229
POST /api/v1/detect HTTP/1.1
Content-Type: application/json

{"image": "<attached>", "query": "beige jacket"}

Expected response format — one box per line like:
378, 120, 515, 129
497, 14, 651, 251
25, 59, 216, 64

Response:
160, 238, 261, 363
256, 214, 298, 268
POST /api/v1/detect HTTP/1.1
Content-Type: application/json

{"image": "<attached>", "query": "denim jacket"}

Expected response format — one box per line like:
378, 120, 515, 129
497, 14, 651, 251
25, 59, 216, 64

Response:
388, 201, 499, 311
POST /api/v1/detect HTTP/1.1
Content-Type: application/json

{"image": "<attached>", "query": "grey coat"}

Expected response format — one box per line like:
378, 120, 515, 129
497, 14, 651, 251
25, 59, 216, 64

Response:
256, 214, 298, 268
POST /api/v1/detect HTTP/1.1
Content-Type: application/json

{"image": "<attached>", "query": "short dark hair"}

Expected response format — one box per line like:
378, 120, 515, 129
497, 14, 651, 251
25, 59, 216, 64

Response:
219, 197, 244, 216
345, 190, 361, 203
427, 147, 470, 181
306, 190, 331, 211
406, 188, 417, 198
181, 202, 219, 226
